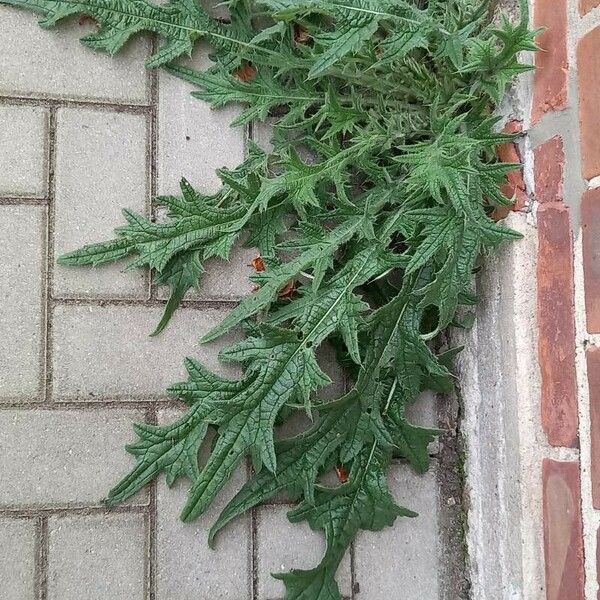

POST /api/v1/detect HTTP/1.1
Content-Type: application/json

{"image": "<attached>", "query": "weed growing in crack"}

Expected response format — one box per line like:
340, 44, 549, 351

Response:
0, 0, 537, 596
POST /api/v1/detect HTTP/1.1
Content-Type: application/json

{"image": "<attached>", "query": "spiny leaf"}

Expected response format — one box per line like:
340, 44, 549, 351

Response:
178, 326, 331, 522
107, 414, 210, 504
259, 0, 423, 77
58, 179, 258, 272
2, 0, 230, 67
387, 395, 439, 473
209, 399, 360, 545
151, 251, 203, 336
201, 212, 371, 342
168, 64, 319, 125
255, 140, 375, 213
276, 444, 415, 599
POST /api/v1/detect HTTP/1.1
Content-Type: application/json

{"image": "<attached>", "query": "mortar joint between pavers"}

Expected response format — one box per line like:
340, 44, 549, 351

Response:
0, 196, 48, 205
0, 398, 178, 410
0, 93, 153, 113
148, 33, 160, 302
50, 296, 240, 310
145, 405, 158, 600
247, 457, 259, 600
42, 107, 57, 404
34, 515, 48, 600
0, 504, 151, 518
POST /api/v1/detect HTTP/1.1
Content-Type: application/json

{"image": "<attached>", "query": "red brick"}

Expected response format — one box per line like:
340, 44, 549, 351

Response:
537, 204, 579, 447
597, 528, 600, 600
578, 27, 600, 179
535, 137, 565, 204
533, 0, 568, 123
583, 189, 600, 332
493, 121, 527, 219
543, 460, 585, 600
588, 347, 600, 508
580, 0, 600, 15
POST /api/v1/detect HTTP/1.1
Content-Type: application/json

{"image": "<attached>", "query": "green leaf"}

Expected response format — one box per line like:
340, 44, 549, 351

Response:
151, 251, 203, 336
201, 213, 370, 342
1, 0, 235, 67
209, 399, 360, 544
378, 26, 429, 65
267, 246, 385, 362
107, 415, 209, 504
387, 397, 439, 473
255, 141, 372, 213
276, 444, 415, 599
245, 205, 288, 259
58, 179, 258, 272
167, 64, 319, 125
259, 0, 421, 77
178, 326, 331, 522
416, 226, 480, 334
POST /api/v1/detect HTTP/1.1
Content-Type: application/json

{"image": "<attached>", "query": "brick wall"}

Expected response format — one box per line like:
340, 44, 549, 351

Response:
530, 0, 600, 598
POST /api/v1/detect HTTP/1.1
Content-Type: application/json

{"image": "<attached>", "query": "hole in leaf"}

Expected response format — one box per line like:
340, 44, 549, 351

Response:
420, 305, 440, 336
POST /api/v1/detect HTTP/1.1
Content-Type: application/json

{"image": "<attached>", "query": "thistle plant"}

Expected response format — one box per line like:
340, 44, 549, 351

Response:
0, 0, 536, 596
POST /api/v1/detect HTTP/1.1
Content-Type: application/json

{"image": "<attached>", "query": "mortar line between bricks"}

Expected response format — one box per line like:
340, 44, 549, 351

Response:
0, 94, 152, 112
38, 203, 49, 404
141, 108, 153, 299
42, 107, 57, 404
37, 107, 51, 404
35, 515, 48, 600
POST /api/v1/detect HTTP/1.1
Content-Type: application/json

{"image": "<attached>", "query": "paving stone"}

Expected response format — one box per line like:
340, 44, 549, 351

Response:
252, 119, 276, 153
156, 409, 250, 600
406, 391, 440, 455
53, 108, 148, 298
354, 463, 440, 599
52, 305, 238, 401
0, 106, 48, 197
256, 505, 352, 599
0, 205, 45, 401
406, 390, 438, 429
0, 7, 149, 103
0, 518, 36, 600
316, 343, 346, 401
158, 45, 245, 196
48, 513, 146, 600
0, 409, 145, 507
